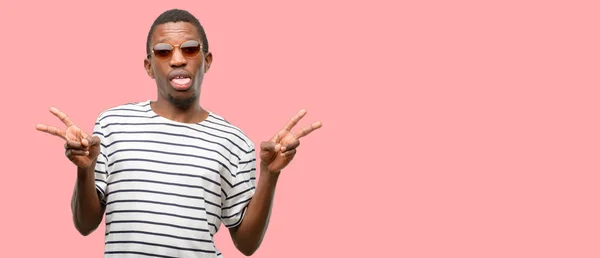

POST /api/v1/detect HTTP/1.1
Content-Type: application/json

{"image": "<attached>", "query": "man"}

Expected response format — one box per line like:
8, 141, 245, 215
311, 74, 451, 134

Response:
35, 9, 321, 257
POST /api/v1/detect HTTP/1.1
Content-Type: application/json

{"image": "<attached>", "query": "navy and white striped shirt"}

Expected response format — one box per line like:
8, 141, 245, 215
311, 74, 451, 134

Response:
93, 100, 256, 257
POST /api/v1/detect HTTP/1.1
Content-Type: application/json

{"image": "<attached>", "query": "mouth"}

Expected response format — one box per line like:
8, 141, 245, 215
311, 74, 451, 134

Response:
168, 70, 192, 91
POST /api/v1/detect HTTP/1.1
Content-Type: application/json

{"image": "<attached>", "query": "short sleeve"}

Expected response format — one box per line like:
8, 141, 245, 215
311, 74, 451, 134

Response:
92, 115, 109, 206
221, 145, 257, 228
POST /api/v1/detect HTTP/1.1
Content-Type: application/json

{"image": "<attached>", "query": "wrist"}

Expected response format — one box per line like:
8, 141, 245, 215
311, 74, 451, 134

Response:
77, 162, 97, 177
259, 162, 280, 181
260, 161, 281, 174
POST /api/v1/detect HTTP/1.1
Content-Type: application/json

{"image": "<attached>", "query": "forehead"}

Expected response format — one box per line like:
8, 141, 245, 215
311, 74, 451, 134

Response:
151, 22, 201, 44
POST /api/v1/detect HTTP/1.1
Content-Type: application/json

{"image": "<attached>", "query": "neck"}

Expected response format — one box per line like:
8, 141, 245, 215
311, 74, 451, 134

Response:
151, 97, 208, 124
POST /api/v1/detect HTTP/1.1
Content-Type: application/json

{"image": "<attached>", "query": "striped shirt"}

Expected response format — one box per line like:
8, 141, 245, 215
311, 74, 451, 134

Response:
93, 100, 257, 257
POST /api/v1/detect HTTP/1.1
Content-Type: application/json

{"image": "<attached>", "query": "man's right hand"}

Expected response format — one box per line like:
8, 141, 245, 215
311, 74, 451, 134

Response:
36, 107, 101, 169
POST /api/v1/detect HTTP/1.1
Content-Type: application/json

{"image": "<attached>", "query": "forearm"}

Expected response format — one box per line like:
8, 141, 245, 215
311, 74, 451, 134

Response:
71, 165, 105, 236
231, 163, 280, 255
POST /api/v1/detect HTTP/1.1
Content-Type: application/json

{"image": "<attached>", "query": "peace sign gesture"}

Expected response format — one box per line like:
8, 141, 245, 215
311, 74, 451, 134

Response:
260, 109, 322, 173
36, 107, 101, 169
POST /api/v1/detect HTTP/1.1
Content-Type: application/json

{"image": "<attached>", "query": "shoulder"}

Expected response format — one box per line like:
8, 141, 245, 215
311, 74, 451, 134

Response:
95, 100, 152, 122
204, 111, 255, 152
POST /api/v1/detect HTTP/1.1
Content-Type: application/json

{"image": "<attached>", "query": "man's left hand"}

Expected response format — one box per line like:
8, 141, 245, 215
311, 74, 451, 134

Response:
260, 109, 322, 173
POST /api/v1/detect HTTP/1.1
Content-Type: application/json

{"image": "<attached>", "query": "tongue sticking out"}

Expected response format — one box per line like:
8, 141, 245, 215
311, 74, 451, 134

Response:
172, 78, 191, 85
170, 77, 192, 90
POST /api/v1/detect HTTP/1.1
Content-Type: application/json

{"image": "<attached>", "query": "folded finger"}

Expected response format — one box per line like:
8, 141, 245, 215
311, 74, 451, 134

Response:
281, 148, 296, 157
66, 140, 85, 150
65, 149, 89, 157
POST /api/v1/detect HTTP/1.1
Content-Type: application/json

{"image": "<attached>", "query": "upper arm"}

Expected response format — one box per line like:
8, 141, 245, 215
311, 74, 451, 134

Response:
220, 145, 257, 228
92, 115, 109, 206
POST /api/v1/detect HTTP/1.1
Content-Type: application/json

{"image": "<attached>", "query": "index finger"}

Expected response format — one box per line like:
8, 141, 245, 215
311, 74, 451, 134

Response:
283, 109, 307, 132
49, 107, 74, 127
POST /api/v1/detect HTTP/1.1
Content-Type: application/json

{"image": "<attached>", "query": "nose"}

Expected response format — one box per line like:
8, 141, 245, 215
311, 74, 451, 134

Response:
169, 48, 187, 67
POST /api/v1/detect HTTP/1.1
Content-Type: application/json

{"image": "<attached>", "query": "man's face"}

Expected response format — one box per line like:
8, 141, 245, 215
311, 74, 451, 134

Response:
144, 22, 212, 108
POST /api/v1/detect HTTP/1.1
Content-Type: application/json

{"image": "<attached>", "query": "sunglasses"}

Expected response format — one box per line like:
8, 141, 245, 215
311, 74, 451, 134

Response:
148, 40, 203, 60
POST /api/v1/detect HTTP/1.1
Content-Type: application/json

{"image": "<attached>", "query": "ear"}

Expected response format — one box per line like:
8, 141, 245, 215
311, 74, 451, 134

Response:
144, 58, 155, 79
204, 52, 213, 73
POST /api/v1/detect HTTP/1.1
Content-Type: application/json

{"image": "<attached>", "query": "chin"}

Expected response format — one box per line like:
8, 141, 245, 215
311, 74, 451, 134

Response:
168, 94, 197, 109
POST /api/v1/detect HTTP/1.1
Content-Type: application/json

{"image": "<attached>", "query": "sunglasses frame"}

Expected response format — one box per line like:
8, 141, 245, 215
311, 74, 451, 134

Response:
147, 40, 204, 60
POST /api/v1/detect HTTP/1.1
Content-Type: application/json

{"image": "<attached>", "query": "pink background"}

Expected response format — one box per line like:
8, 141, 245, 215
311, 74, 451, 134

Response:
1, 0, 599, 257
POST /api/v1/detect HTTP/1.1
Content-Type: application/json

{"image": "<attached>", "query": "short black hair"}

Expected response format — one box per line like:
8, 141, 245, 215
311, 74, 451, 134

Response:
146, 9, 209, 58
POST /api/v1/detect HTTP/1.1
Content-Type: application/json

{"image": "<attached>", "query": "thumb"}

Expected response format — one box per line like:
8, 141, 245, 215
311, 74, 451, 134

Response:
82, 135, 101, 147
260, 141, 280, 164
260, 141, 281, 153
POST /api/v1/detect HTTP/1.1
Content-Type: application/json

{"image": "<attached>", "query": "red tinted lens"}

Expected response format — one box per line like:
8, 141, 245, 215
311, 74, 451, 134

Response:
180, 41, 201, 57
153, 44, 173, 59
